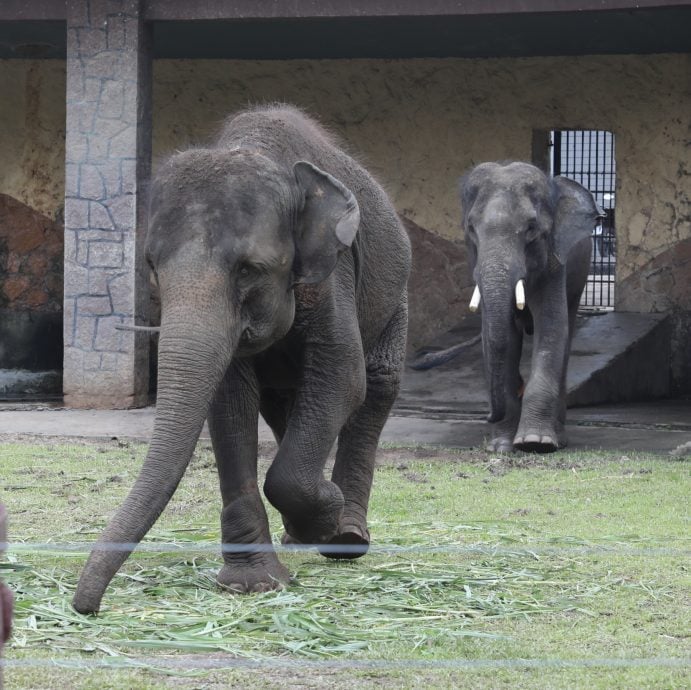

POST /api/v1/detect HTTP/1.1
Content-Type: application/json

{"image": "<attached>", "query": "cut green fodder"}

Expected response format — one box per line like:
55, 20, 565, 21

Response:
4, 530, 673, 662
1, 441, 689, 688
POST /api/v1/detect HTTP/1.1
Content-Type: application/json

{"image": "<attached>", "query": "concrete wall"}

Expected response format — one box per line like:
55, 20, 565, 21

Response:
0, 61, 65, 220
151, 54, 690, 313
1, 54, 688, 313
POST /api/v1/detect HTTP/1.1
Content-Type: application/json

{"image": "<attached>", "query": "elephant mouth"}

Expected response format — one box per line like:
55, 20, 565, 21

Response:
235, 326, 282, 358
236, 329, 267, 357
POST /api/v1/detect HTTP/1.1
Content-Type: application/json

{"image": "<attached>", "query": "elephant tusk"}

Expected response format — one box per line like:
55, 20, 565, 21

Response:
515, 280, 526, 310
115, 324, 161, 333
469, 285, 481, 312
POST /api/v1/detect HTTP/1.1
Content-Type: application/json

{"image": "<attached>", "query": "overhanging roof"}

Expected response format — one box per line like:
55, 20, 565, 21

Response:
0, 1, 689, 59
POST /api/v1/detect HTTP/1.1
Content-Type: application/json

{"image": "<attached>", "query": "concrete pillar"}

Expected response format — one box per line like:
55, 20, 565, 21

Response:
63, 0, 152, 408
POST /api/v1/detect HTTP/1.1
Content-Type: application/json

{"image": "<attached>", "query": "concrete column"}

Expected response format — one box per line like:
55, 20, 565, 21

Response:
64, 0, 152, 408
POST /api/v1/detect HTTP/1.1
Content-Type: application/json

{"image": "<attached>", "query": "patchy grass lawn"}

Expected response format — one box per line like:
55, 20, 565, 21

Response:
0, 438, 689, 689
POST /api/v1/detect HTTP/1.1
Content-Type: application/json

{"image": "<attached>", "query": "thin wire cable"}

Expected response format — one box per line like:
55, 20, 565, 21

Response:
1, 656, 689, 672
1, 541, 688, 557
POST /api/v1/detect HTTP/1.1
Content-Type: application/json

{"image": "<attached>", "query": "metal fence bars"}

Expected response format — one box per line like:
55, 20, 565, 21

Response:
552, 130, 616, 309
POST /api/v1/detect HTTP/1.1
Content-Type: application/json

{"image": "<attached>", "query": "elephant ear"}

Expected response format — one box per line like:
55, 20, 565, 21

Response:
552, 175, 606, 265
292, 161, 360, 285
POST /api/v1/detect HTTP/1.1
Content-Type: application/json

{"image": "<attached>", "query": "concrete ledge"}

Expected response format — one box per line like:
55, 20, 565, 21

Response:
0, 369, 61, 397
567, 312, 671, 406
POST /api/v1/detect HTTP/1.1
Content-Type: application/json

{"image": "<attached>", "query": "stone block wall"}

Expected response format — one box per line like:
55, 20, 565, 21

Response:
62, 0, 152, 408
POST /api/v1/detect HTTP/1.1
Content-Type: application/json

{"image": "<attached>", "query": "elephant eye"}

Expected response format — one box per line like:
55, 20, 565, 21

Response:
525, 222, 539, 240
237, 262, 262, 282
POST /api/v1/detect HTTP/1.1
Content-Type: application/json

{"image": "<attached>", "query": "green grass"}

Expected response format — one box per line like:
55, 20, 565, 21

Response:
0, 439, 689, 689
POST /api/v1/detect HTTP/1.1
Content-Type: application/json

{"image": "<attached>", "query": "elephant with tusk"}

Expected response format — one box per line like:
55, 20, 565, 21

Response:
72, 105, 411, 614
412, 161, 603, 453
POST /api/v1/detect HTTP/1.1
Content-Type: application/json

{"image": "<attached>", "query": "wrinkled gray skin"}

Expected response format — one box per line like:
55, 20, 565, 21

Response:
72, 106, 411, 614
421, 162, 602, 453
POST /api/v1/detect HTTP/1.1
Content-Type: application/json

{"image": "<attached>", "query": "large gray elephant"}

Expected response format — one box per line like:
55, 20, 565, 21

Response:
72, 105, 411, 614
414, 162, 602, 454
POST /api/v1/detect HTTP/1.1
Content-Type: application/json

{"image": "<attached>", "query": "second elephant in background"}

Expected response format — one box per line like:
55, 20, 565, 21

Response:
420, 161, 603, 453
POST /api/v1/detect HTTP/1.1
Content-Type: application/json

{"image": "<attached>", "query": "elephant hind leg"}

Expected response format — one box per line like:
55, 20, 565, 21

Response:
322, 302, 408, 560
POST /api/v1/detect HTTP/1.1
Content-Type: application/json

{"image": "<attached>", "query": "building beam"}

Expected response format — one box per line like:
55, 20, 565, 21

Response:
63, 0, 152, 408
144, 0, 691, 21
0, 1, 66, 21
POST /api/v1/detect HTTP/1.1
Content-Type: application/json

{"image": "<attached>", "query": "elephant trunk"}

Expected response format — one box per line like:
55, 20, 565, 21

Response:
479, 268, 518, 424
72, 298, 237, 614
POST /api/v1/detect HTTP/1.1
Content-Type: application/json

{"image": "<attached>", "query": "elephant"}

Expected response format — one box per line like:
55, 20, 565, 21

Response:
72, 105, 411, 614
413, 161, 603, 454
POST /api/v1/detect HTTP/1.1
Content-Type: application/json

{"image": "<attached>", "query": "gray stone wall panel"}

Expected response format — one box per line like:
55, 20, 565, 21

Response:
64, 0, 150, 408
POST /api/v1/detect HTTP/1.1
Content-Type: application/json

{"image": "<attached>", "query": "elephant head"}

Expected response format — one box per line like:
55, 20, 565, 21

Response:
72, 149, 360, 614
460, 161, 602, 424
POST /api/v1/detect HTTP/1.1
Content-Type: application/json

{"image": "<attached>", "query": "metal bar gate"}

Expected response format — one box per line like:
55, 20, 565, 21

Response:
552, 130, 616, 309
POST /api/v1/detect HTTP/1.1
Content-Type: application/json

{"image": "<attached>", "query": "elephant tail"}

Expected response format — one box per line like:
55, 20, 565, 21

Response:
408, 334, 481, 370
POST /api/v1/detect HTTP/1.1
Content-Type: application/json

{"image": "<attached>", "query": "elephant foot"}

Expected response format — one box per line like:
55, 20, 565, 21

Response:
265, 469, 344, 546
216, 553, 290, 594
280, 530, 317, 550
281, 517, 370, 559
513, 428, 565, 453
276, 481, 345, 547
486, 436, 514, 453
487, 416, 520, 453
319, 522, 370, 560
282, 509, 341, 547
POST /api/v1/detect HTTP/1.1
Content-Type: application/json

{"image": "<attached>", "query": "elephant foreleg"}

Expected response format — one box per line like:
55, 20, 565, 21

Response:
209, 360, 289, 593
514, 282, 569, 452
263, 334, 366, 546
325, 303, 408, 559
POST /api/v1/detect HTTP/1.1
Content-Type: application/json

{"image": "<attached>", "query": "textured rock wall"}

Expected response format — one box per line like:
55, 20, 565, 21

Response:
0, 195, 63, 313
403, 217, 472, 351
0, 195, 63, 382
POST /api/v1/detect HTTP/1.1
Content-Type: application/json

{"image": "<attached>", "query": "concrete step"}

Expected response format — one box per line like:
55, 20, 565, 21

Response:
400, 311, 671, 414
567, 312, 670, 406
